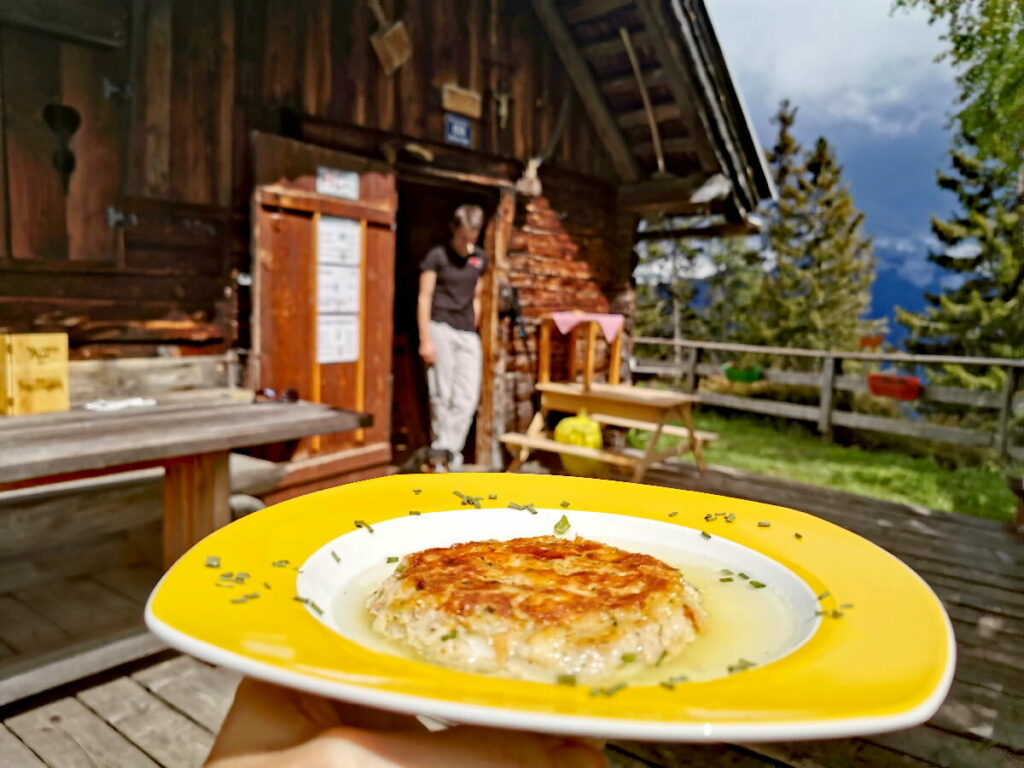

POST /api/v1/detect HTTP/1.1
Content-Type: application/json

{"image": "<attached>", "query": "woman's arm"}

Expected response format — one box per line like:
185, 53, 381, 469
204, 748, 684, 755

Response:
418, 270, 437, 364
473, 278, 483, 329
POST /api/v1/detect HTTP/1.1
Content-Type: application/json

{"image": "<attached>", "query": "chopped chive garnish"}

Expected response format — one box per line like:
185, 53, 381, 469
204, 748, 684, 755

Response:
409, 510, 421, 515
525, 504, 538, 515
727, 658, 757, 674
655, 650, 668, 667
508, 502, 524, 510
272, 560, 289, 567
413, 489, 422, 494
440, 629, 457, 641
554, 515, 571, 535
831, 609, 845, 619
293, 596, 308, 604
331, 550, 340, 563
230, 597, 249, 604
700, 530, 711, 539
488, 494, 498, 500
234, 575, 247, 584
215, 582, 235, 588
264, 582, 272, 590
738, 573, 749, 580
794, 532, 803, 540
454, 490, 467, 500
814, 610, 826, 616
750, 581, 767, 589
720, 568, 734, 575
817, 590, 830, 601
219, 572, 234, 580
237, 572, 250, 579
560, 500, 571, 508
556, 674, 577, 686
720, 577, 734, 582
395, 565, 406, 574
354, 520, 374, 533
245, 592, 259, 599
659, 675, 689, 689
387, 556, 399, 563
620, 653, 636, 664
839, 603, 854, 610
308, 600, 323, 616
589, 682, 627, 697
757, 521, 771, 528
725, 513, 736, 523
668, 510, 679, 517
704, 513, 715, 522
205, 556, 221, 568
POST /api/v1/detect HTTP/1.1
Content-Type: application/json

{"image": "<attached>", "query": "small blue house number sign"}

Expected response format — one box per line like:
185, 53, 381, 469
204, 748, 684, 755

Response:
444, 112, 472, 148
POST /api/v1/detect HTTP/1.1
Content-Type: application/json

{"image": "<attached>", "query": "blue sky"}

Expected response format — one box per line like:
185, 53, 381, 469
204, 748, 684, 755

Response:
706, 0, 960, 333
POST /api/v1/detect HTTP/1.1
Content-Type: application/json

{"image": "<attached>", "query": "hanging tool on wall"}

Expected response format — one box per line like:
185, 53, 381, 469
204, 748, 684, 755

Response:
514, 94, 572, 197
367, 0, 412, 76
620, 27, 669, 179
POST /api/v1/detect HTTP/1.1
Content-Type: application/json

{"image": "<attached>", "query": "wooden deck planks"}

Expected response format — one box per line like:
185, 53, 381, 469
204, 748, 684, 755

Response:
5, 697, 159, 767
132, 656, 240, 733
0, 595, 72, 654
0, 722, 46, 767
16, 578, 141, 639
77, 677, 213, 768
91, 566, 163, 606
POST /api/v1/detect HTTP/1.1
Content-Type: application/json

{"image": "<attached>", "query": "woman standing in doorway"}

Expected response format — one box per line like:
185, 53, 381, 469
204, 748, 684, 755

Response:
417, 204, 487, 471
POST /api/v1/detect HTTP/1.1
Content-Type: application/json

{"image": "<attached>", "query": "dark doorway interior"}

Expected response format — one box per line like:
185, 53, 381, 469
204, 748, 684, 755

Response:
391, 178, 496, 467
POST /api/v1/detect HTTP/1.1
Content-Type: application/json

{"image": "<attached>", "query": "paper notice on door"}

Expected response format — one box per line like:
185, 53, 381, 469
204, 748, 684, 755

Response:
317, 216, 361, 265
317, 314, 359, 364
318, 264, 360, 314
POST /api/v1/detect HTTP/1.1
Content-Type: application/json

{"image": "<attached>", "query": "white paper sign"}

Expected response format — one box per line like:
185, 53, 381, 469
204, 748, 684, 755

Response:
317, 314, 359, 364
316, 167, 360, 199
317, 216, 361, 266
317, 264, 359, 314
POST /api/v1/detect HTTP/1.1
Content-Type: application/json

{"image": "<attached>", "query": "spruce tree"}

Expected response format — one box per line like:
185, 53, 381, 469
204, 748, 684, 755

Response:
897, 136, 1024, 389
756, 102, 877, 356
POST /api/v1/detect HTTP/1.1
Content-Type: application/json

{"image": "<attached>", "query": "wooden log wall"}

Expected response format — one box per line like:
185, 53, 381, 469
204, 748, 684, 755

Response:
0, 0, 628, 412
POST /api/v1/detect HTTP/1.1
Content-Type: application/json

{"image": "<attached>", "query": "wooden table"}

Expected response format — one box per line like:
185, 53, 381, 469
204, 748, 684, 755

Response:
0, 401, 370, 567
503, 382, 709, 481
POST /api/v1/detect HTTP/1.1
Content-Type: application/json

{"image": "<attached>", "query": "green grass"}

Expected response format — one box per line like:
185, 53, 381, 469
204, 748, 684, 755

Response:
628, 410, 1016, 522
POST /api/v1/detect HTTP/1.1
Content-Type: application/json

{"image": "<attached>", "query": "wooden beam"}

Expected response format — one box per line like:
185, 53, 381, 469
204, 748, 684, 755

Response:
581, 29, 652, 60
616, 102, 680, 130
602, 67, 667, 96
0, 0, 128, 48
531, 0, 641, 182
633, 0, 720, 175
162, 451, 230, 568
565, 0, 632, 24
617, 174, 704, 213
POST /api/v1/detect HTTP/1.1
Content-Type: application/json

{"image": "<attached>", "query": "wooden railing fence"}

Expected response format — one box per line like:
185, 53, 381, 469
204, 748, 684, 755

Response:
631, 337, 1024, 462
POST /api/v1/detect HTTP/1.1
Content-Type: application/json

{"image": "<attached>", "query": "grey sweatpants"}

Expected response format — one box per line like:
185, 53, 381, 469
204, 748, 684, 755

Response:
427, 320, 482, 469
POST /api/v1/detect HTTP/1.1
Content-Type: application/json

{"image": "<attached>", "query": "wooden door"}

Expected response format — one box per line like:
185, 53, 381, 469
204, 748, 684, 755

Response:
1, 25, 124, 262
251, 134, 397, 463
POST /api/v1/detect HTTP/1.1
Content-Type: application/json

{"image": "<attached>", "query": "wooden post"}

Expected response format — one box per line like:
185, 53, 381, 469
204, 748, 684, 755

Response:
608, 328, 623, 387
582, 321, 599, 390
684, 346, 701, 394
538, 317, 552, 384
818, 356, 838, 441
567, 326, 579, 382
997, 366, 1021, 461
162, 452, 231, 569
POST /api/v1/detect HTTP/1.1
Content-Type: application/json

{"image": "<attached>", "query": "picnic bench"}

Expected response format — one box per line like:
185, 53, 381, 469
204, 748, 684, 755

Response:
0, 363, 369, 706
501, 313, 714, 480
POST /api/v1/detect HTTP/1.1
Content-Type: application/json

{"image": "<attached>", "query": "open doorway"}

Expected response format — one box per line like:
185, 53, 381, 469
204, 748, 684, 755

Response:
391, 178, 497, 468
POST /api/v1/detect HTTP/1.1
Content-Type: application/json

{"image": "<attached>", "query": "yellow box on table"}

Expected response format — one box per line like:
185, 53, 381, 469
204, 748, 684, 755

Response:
0, 333, 70, 415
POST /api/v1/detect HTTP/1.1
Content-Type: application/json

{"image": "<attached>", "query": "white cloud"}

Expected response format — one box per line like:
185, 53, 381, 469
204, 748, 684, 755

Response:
707, 0, 956, 136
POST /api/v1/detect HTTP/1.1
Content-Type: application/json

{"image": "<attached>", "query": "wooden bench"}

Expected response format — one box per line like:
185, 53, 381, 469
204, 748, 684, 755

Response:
501, 315, 713, 481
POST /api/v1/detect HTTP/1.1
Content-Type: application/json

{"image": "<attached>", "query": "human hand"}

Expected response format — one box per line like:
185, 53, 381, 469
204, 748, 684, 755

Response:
419, 340, 436, 365
206, 677, 607, 768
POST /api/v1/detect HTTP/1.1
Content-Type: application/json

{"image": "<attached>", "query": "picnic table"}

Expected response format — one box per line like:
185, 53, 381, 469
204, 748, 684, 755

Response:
0, 400, 370, 567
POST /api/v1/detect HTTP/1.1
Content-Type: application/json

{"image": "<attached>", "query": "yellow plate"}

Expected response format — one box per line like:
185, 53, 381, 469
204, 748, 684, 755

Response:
146, 473, 954, 742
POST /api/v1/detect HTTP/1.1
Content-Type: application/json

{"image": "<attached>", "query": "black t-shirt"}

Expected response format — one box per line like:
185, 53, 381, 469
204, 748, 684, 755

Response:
419, 244, 488, 332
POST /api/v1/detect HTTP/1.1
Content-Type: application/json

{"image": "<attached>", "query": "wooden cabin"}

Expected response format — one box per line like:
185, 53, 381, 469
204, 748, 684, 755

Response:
0, 0, 772, 493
